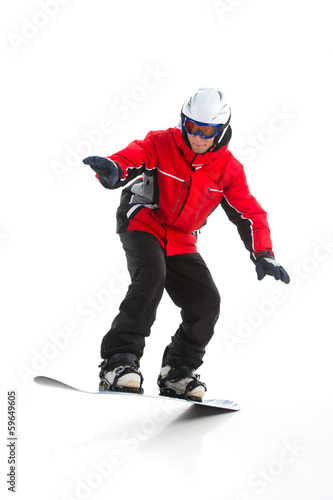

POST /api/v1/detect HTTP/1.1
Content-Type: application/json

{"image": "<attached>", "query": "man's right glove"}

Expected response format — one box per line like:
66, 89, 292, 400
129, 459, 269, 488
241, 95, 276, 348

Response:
255, 254, 290, 284
82, 156, 120, 187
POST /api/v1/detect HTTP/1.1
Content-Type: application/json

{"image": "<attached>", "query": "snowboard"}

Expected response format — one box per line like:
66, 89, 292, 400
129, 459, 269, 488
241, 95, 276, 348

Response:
34, 376, 240, 411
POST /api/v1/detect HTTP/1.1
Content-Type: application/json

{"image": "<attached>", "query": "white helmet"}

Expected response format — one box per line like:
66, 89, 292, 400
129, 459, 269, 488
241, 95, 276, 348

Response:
181, 87, 231, 149
182, 87, 231, 125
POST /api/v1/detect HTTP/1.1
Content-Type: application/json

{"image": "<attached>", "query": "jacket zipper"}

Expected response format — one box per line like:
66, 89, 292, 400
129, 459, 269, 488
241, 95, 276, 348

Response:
195, 187, 214, 220
172, 180, 189, 214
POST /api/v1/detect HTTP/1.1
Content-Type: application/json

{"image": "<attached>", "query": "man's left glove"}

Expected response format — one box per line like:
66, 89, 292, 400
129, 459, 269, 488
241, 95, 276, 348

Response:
82, 156, 120, 187
255, 255, 290, 284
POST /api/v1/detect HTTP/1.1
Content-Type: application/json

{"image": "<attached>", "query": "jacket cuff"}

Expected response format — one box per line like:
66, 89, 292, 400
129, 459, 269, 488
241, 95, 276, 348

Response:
253, 250, 275, 262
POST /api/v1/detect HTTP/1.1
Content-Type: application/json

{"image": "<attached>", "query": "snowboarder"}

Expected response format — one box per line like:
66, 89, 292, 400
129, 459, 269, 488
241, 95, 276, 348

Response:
83, 87, 290, 402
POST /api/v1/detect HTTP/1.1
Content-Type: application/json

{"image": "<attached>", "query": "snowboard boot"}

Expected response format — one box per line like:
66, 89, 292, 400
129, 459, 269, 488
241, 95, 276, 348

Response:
99, 360, 144, 394
157, 365, 207, 402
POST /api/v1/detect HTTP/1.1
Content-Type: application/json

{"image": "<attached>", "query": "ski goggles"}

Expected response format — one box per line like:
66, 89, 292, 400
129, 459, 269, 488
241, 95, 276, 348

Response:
184, 117, 220, 139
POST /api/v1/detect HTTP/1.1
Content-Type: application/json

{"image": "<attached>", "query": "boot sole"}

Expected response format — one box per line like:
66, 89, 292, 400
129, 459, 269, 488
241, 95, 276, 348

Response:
159, 387, 203, 403
99, 379, 144, 394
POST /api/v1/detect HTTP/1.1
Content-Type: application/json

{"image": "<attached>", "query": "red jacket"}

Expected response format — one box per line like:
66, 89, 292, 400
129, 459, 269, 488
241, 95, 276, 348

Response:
100, 127, 273, 258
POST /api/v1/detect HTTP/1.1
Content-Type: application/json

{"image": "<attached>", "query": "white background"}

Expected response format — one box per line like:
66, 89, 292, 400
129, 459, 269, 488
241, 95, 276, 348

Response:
1, 1, 332, 499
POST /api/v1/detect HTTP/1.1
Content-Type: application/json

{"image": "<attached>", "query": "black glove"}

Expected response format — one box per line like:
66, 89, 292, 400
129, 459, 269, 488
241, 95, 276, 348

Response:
82, 156, 120, 187
255, 256, 290, 284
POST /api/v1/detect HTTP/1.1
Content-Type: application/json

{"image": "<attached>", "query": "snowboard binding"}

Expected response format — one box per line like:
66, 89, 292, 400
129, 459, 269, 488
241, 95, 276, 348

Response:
99, 363, 144, 395
157, 365, 207, 402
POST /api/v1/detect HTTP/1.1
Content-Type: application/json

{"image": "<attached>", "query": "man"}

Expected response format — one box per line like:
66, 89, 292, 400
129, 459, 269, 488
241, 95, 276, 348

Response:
83, 87, 290, 402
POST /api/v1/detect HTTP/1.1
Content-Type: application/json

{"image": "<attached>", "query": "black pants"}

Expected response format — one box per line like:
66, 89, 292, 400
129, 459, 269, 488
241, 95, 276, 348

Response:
101, 231, 220, 370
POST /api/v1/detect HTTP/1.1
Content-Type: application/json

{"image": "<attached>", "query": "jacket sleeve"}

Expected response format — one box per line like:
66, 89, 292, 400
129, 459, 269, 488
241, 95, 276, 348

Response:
221, 157, 274, 261
100, 131, 158, 189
